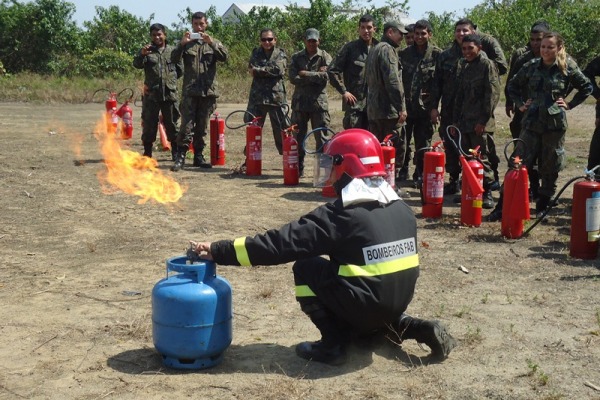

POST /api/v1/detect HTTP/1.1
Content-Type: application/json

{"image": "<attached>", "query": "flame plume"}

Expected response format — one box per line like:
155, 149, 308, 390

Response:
94, 114, 185, 204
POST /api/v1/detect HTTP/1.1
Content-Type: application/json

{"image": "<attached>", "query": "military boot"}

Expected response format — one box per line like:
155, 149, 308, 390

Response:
171, 146, 187, 172
535, 194, 551, 219
295, 302, 347, 366
394, 315, 456, 360
444, 176, 461, 196
170, 143, 177, 162
142, 142, 153, 158
486, 192, 503, 222
192, 143, 212, 168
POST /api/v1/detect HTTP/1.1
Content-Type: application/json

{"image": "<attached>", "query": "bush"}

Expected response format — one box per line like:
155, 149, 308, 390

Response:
76, 49, 134, 78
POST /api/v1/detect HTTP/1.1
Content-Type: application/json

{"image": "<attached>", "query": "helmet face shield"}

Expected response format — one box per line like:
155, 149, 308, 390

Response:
313, 153, 334, 187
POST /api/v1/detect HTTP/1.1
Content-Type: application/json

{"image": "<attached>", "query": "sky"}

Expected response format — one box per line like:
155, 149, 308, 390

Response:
68, 0, 482, 27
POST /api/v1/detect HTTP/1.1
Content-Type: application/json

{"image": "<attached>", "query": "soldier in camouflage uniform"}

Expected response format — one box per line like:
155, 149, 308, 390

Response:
328, 15, 378, 130
245, 29, 288, 155
452, 34, 500, 209
133, 23, 183, 159
583, 55, 600, 176
505, 22, 550, 139
289, 28, 333, 176
430, 18, 506, 196
507, 32, 592, 217
502, 23, 550, 203
399, 20, 441, 187
171, 12, 229, 171
365, 21, 408, 172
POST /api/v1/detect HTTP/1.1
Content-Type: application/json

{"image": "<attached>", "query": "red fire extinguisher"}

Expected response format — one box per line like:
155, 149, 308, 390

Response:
459, 148, 484, 227
570, 176, 600, 259
422, 141, 445, 218
210, 113, 226, 166
501, 155, 530, 239
116, 99, 133, 139
245, 117, 262, 176
282, 125, 299, 186
105, 91, 118, 134
381, 134, 396, 189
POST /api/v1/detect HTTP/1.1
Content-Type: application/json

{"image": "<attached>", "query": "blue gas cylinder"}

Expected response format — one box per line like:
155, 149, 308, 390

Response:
152, 255, 232, 369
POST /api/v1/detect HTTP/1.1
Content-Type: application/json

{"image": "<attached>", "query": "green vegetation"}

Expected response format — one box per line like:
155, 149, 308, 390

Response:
1, 0, 599, 102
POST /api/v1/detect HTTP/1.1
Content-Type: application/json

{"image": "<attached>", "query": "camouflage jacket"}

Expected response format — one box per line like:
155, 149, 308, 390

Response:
583, 55, 600, 118
289, 48, 332, 112
399, 43, 442, 117
365, 36, 405, 120
505, 45, 534, 108
478, 32, 508, 76
507, 57, 592, 132
431, 38, 506, 120
171, 37, 228, 98
452, 52, 500, 133
133, 44, 182, 102
248, 46, 288, 106
328, 38, 378, 112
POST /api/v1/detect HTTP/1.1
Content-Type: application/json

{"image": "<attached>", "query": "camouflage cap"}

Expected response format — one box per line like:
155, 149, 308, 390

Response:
305, 28, 320, 40
383, 20, 408, 34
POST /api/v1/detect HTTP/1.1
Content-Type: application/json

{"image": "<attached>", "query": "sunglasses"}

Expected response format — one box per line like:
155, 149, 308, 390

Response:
261, 37, 274, 42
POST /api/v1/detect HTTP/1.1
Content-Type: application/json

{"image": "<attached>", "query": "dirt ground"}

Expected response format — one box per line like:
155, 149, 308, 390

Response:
0, 100, 599, 400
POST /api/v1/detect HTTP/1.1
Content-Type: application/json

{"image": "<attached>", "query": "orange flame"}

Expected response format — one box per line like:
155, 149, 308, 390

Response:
94, 114, 186, 204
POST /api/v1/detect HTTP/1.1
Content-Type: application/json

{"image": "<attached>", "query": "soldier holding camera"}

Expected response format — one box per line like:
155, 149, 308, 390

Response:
171, 11, 229, 171
133, 23, 183, 159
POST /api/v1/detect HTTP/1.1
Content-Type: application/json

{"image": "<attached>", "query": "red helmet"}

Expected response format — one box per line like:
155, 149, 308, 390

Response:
314, 129, 385, 187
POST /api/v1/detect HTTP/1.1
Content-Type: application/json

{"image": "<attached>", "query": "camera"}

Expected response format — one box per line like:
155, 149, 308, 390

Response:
148, 45, 159, 53
190, 32, 203, 42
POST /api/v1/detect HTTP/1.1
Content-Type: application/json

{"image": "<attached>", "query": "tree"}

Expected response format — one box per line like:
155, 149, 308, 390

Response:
82, 5, 150, 56
0, 0, 81, 74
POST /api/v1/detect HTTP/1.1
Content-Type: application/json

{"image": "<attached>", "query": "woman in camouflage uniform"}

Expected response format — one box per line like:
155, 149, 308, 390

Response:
507, 32, 592, 217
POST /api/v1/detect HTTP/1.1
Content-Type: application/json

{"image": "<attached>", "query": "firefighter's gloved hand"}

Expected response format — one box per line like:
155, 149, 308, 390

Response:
188, 241, 214, 261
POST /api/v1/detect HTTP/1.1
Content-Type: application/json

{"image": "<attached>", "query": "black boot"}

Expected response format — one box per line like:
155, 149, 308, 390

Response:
529, 168, 539, 202
486, 192, 503, 222
295, 302, 347, 366
170, 143, 177, 162
143, 142, 153, 158
394, 315, 457, 360
444, 176, 461, 196
171, 146, 187, 172
192, 143, 212, 169
482, 189, 495, 209
535, 194, 551, 219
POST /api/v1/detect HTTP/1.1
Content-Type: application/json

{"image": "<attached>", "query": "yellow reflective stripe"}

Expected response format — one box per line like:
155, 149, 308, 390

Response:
338, 254, 419, 277
295, 285, 317, 297
472, 199, 482, 208
233, 237, 251, 266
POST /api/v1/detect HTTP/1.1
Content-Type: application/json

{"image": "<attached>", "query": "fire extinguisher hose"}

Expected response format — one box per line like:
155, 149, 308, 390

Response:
225, 110, 257, 130
88, 88, 112, 104
302, 127, 337, 155
117, 87, 135, 102
523, 175, 585, 236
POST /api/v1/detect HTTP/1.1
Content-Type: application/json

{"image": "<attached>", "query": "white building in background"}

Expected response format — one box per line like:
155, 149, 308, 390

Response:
222, 3, 288, 23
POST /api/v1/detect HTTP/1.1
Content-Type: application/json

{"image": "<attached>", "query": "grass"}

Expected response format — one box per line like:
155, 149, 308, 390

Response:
0, 71, 343, 105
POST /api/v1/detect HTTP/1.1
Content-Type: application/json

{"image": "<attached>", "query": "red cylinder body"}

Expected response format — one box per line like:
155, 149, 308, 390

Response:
461, 158, 484, 227
282, 131, 299, 186
210, 114, 226, 166
501, 166, 530, 238
245, 122, 262, 176
116, 100, 133, 139
105, 92, 118, 134
381, 143, 396, 189
570, 180, 600, 259
422, 148, 445, 218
